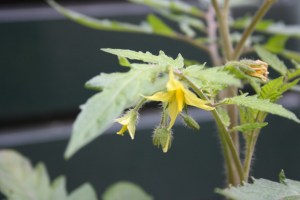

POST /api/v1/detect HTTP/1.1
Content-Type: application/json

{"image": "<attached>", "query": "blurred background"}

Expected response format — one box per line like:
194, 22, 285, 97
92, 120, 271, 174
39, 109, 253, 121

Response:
1, 0, 300, 199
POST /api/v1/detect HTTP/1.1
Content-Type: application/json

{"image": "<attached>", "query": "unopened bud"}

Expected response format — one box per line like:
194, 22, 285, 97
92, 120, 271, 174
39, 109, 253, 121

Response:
241, 59, 269, 82
181, 114, 200, 130
152, 127, 173, 153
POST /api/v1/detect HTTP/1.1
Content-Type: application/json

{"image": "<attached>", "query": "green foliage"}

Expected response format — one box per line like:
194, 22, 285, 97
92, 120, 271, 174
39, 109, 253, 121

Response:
259, 76, 300, 102
264, 35, 288, 53
0, 150, 97, 200
231, 122, 268, 133
255, 46, 288, 75
216, 174, 300, 200
129, 0, 204, 18
222, 94, 300, 123
102, 48, 184, 69
102, 182, 153, 200
183, 65, 242, 93
65, 66, 167, 158
146, 14, 176, 36
47, 0, 151, 33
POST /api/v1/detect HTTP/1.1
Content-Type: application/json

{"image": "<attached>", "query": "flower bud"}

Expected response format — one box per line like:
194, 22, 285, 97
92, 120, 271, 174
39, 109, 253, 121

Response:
181, 114, 200, 130
242, 59, 269, 82
152, 127, 173, 153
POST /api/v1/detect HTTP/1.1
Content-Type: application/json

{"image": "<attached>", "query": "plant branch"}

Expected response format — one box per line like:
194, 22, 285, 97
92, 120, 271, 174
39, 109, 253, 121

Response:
211, 0, 233, 61
174, 34, 210, 53
232, 0, 277, 60
177, 72, 245, 184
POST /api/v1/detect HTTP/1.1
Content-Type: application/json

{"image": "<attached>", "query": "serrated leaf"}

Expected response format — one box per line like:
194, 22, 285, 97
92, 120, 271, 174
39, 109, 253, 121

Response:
102, 181, 153, 200
183, 65, 242, 87
255, 46, 288, 75
47, 0, 151, 33
0, 150, 98, 200
147, 14, 176, 36
231, 122, 268, 133
129, 0, 204, 18
216, 177, 300, 200
102, 48, 184, 69
65, 66, 167, 158
260, 76, 300, 102
222, 94, 300, 123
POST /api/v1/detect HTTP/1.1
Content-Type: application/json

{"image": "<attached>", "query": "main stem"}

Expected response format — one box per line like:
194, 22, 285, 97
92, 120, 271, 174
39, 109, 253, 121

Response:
178, 73, 245, 183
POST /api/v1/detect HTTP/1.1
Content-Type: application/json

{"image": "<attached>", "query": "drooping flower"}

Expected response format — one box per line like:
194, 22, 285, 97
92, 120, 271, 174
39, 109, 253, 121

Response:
145, 69, 214, 129
152, 127, 173, 153
246, 60, 269, 82
115, 110, 138, 140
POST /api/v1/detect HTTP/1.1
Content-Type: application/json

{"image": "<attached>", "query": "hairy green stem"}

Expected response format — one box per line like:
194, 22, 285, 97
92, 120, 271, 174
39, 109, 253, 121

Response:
177, 72, 245, 183
232, 0, 277, 60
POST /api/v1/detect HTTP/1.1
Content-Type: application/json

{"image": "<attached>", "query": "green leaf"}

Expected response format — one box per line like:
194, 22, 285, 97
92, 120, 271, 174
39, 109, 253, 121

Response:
264, 35, 288, 53
0, 150, 98, 200
183, 65, 242, 87
222, 94, 300, 123
65, 66, 167, 158
129, 0, 204, 18
216, 107, 231, 127
216, 176, 300, 200
146, 14, 176, 36
102, 48, 184, 69
288, 68, 300, 80
260, 76, 300, 102
233, 16, 300, 38
255, 46, 288, 75
280, 50, 300, 63
231, 122, 268, 133
102, 181, 153, 200
47, 0, 151, 33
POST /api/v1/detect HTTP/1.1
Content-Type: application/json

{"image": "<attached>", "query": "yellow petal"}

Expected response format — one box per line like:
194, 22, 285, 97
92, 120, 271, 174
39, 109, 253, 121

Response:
166, 70, 184, 91
117, 125, 127, 136
115, 116, 130, 125
167, 99, 180, 129
145, 91, 172, 102
184, 89, 214, 111
162, 134, 171, 153
175, 89, 184, 112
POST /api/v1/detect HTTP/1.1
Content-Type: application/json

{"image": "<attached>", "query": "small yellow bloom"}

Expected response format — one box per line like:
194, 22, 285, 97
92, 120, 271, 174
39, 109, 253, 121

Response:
246, 60, 269, 82
115, 110, 137, 140
146, 69, 214, 129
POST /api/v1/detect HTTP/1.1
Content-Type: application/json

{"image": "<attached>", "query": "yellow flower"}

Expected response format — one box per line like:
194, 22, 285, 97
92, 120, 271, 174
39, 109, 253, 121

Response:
145, 69, 214, 129
115, 110, 137, 140
246, 60, 269, 82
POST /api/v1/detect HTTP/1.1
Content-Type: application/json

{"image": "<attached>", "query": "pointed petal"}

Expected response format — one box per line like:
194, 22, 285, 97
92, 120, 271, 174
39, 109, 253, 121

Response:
127, 121, 136, 140
167, 100, 180, 129
145, 91, 172, 102
184, 89, 214, 111
167, 70, 183, 91
163, 134, 171, 153
175, 89, 184, 112
116, 125, 127, 136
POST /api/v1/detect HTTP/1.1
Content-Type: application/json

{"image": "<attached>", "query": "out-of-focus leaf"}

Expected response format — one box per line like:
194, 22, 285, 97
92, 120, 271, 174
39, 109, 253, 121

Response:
255, 46, 288, 75
146, 14, 176, 36
264, 35, 289, 53
231, 122, 268, 133
47, 0, 151, 33
102, 181, 153, 200
129, 0, 204, 18
0, 150, 98, 200
280, 50, 300, 63
233, 16, 300, 38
